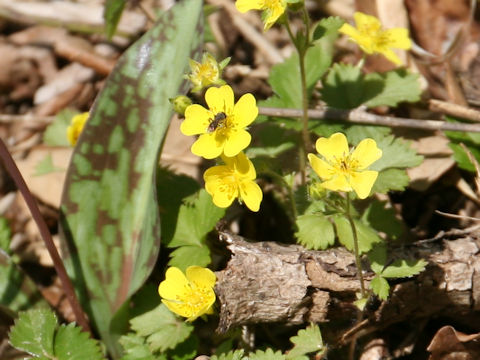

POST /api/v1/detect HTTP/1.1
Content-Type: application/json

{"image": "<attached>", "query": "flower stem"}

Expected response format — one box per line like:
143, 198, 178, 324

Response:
345, 192, 366, 298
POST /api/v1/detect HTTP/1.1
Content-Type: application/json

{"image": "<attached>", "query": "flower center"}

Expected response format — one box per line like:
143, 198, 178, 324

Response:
332, 154, 360, 175
263, 0, 284, 11
176, 283, 211, 316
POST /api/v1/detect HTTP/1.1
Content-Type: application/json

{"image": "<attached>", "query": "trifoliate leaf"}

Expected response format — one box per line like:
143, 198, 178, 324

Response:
43, 108, 77, 146
370, 275, 390, 300
9, 308, 57, 357
321, 64, 421, 109
362, 200, 404, 241
381, 259, 427, 279
334, 215, 382, 254
249, 348, 286, 360
210, 349, 245, 360
168, 245, 211, 272
295, 214, 335, 250
0, 217, 11, 253
286, 324, 324, 359
54, 323, 104, 360
169, 189, 225, 248
129, 304, 194, 353
119, 333, 156, 360
371, 168, 410, 193
34, 154, 64, 176
363, 70, 421, 108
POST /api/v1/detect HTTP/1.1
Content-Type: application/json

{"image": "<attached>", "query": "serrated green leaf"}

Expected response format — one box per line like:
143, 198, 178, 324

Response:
249, 348, 286, 360
312, 16, 344, 42
370, 275, 390, 300
104, 0, 127, 39
367, 243, 388, 275
362, 200, 404, 240
54, 323, 104, 360
130, 304, 193, 353
334, 215, 382, 254
43, 109, 77, 147
168, 245, 211, 272
286, 324, 324, 359
9, 308, 56, 357
59, 1, 203, 357
34, 154, 64, 176
119, 333, 156, 360
364, 70, 421, 108
371, 168, 410, 193
167, 335, 198, 360
344, 125, 391, 144
169, 189, 225, 248
210, 349, 245, 360
449, 142, 479, 172
321, 64, 421, 109
295, 214, 335, 250
369, 135, 423, 171
381, 259, 427, 278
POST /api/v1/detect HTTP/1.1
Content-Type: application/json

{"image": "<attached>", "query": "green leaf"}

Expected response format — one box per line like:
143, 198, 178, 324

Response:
381, 259, 427, 278
54, 323, 104, 360
168, 245, 211, 271
361, 200, 404, 240
321, 65, 421, 109
363, 70, 421, 108
210, 350, 245, 360
371, 168, 410, 193
367, 243, 388, 275
104, 0, 127, 39
59, 1, 204, 357
43, 109, 77, 147
119, 333, 156, 360
0, 217, 11, 253
295, 214, 335, 250
167, 335, 198, 360
130, 304, 194, 353
286, 324, 324, 359
249, 348, 286, 360
449, 142, 480, 172
34, 154, 64, 176
370, 275, 390, 300
368, 135, 423, 171
334, 215, 382, 254
169, 189, 225, 248
9, 308, 56, 357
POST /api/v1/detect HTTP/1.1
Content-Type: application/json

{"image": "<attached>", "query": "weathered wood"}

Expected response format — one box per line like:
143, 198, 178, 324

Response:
215, 230, 480, 340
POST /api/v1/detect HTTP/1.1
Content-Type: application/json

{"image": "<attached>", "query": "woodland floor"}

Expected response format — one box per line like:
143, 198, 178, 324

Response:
1, 0, 480, 359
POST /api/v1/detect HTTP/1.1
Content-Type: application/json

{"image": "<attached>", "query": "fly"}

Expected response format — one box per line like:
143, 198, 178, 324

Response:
207, 112, 227, 133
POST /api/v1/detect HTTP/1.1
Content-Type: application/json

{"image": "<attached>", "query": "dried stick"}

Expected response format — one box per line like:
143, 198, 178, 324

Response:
259, 106, 480, 133
430, 99, 480, 123
0, 137, 91, 333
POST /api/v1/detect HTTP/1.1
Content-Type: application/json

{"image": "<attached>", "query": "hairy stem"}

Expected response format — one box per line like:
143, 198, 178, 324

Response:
0, 138, 91, 334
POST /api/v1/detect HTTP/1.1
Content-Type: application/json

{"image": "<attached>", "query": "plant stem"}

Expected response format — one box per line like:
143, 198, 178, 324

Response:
0, 138, 91, 334
345, 192, 366, 298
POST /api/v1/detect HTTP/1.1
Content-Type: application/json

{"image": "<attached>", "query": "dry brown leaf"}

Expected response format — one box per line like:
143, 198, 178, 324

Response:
428, 325, 480, 360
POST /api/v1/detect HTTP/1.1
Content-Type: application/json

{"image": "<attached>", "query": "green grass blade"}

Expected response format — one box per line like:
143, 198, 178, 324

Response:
60, 0, 203, 357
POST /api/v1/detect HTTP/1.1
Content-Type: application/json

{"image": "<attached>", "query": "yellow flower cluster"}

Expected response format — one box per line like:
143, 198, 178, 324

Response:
186, 53, 228, 93
158, 266, 216, 321
235, 0, 287, 30
181, 84, 263, 212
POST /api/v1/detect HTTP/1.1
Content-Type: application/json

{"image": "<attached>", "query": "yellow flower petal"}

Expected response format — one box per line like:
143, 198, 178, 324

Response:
383, 28, 412, 49
158, 267, 189, 300
211, 185, 237, 208
186, 266, 216, 288
315, 132, 349, 163
236, 0, 263, 12
308, 153, 334, 181
205, 85, 234, 113
233, 93, 258, 127
338, 23, 360, 39
379, 48, 402, 65
321, 174, 351, 193
350, 170, 378, 199
223, 129, 251, 157
239, 180, 263, 211
191, 133, 224, 159
234, 152, 256, 177
354, 11, 381, 32
67, 112, 89, 146
182, 105, 211, 135
351, 138, 382, 170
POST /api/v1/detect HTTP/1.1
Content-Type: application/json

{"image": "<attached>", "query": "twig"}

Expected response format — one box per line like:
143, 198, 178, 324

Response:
259, 106, 480, 133
0, 114, 54, 124
434, 210, 480, 222
430, 99, 480, 123
0, 137, 91, 334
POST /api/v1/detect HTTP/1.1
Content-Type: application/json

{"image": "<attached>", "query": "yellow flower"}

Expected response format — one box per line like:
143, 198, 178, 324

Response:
339, 12, 412, 65
235, 0, 286, 30
158, 266, 216, 322
66, 112, 89, 146
187, 53, 228, 93
308, 133, 382, 199
204, 152, 262, 212
181, 85, 258, 159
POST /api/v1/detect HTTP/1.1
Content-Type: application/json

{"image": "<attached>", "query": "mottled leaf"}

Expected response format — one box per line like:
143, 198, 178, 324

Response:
59, 1, 204, 357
